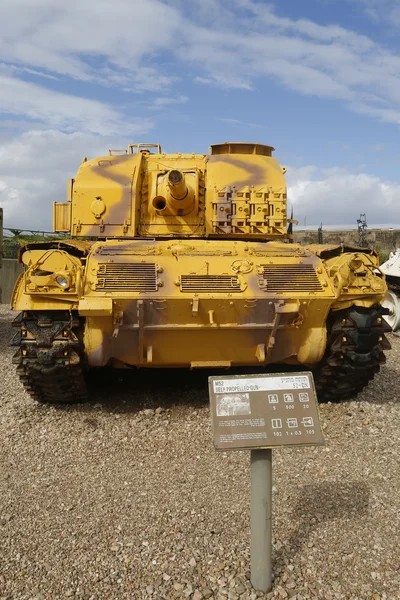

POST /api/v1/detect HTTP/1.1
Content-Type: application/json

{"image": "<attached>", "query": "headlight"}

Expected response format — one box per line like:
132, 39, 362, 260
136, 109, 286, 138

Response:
55, 273, 71, 289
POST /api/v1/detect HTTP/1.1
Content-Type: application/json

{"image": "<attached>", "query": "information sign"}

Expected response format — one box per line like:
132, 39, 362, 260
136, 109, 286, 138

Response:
209, 371, 324, 593
209, 371, 324, 450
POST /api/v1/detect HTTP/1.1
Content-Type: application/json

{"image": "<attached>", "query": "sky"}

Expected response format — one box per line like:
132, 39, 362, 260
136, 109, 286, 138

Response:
1, 0, 400, 231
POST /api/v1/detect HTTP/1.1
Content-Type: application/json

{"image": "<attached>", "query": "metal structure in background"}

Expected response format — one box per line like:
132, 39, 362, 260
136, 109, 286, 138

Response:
2, 228, 65, 260
317, 223, 323, 244
10, 141, 391, 405
357, 213, 368, 247
4, 227, 57, 237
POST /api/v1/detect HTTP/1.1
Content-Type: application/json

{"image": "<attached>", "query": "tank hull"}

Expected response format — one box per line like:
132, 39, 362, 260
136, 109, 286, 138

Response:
12, 238, 389, 392
78, 239, 336, 369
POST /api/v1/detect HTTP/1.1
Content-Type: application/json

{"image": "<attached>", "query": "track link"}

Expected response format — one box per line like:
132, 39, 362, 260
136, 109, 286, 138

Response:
12, 310, 89, 404
386, 275, 400, 294
314, 304, 391, 402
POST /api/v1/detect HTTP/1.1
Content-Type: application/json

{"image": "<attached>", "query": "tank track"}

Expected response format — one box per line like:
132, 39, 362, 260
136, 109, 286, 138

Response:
11, 310, 89, 404
387, 277, 400, 294
314, 304, 391, 402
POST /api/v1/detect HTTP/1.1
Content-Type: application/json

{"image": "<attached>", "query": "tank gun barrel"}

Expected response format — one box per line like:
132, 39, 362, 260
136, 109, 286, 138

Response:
168, 170, 188, 200
152, 169, 195, 216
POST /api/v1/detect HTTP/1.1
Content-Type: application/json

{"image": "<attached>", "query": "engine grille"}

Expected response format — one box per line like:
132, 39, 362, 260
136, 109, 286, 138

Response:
258, 264, 323, 292
96, 263, 159, 292
180, 275, 242, 293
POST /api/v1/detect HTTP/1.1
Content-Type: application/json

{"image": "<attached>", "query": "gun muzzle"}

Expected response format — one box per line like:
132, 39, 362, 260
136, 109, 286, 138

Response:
168, 170, 188, 200
152, 169, 195, 215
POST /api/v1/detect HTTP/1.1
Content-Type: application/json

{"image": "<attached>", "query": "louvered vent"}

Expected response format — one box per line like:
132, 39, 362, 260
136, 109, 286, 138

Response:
258, 264, 323, 292
180, 275, 242, 293
96, 263, 160, 292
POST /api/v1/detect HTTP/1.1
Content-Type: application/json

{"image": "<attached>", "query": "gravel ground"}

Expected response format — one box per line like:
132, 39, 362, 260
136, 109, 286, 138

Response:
0, 304, 399, 600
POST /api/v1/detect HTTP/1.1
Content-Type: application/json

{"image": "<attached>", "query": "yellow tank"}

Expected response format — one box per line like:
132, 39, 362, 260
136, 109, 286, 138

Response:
11, 142, 391, 403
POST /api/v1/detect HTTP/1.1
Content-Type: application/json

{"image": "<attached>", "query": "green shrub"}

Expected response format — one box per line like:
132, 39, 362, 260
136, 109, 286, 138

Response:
374, 243, 390, 265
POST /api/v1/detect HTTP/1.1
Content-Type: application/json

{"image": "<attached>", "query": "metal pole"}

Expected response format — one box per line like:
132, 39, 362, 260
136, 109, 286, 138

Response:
250, 448, 273, 592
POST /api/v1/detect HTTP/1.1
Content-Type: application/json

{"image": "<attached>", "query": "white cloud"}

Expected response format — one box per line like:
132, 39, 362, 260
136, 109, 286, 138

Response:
287, 165, 400, 226
182, 2, 400, 123
0, 74, 154, 135
0, 0, 182, 86
0, 130, 142, 229
194, 75, 254, 91
348, 0, 400, 25
150, 95, 188, 109
0, 61, 59, 80
1, 0, 400, 125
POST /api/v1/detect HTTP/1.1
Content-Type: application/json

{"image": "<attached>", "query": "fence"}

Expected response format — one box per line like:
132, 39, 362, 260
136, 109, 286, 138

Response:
0, 259, 24, 304
293, 228, 400, 254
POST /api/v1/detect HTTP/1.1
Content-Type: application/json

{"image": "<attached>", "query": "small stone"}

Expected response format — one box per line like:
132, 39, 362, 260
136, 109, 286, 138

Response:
235, 584, 246, 594
174, 583, 184, 591
189, 557, 197, 568
65, 592, 75, 598
155, 407, 164, 415
143, 409, 154, 416
192, 592, 203, 600
32, 596, 45, 600
163, 573, 171, 581
203, 590, 213, 599
93, 403, 102, 409
146, 585, 153, 594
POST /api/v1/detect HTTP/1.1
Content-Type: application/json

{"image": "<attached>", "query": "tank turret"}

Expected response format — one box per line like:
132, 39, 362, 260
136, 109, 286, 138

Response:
53, 142, 289, 240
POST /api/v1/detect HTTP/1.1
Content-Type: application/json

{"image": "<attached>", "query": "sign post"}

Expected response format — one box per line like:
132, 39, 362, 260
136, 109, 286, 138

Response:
250, 448, 272, 592
208, 372, 324, 594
